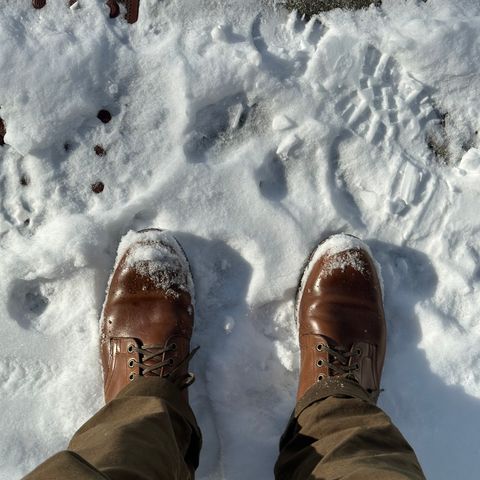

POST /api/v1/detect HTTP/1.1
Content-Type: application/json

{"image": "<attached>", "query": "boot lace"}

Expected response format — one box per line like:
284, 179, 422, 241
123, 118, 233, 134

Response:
131, 344, 200, 390
317, 344, 360, 377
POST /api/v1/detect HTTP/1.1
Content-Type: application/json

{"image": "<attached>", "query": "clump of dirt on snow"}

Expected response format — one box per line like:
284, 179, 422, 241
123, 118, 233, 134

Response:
0, 117, 6, 146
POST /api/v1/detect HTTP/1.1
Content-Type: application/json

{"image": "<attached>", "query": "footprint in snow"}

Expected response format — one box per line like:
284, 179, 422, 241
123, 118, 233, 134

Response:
321, 42, 445, 230
7, 278, 51, 331
0, 148, 35, 236
183, 92, 254, 163
251, 11, 325, 81
255, 151, 288, 201
333, 44, 440, 149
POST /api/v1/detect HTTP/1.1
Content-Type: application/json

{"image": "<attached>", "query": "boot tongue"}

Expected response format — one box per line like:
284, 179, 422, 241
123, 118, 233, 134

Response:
326, 341, 354, 377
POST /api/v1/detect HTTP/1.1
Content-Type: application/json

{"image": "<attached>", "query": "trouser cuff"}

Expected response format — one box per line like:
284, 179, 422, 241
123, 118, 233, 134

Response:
295, 377, 374, 417
116, 377, 202, 468
117, 374, 192, 401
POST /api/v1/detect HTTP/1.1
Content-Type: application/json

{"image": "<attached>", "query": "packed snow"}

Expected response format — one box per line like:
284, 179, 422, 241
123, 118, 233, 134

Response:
1, 0, 480, 478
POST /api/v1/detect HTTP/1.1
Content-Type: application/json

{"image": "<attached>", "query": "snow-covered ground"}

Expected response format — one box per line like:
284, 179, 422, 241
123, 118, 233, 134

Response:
1, 0, 480, 478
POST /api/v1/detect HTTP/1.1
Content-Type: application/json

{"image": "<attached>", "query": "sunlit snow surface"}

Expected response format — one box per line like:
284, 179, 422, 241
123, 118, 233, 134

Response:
1, 0, 480, 478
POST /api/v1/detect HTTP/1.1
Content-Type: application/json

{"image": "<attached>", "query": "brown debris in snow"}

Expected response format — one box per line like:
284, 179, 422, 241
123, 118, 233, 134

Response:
91, 181, 105, 194
94, 145, 107, 157
97, 110, 112, 124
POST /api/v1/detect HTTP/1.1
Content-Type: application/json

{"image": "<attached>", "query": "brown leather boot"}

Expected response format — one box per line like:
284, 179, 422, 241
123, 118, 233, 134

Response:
101, 229, 197, 403
296, 234, 386, 403
105, 0, 140, 23
32, 0, 46, 8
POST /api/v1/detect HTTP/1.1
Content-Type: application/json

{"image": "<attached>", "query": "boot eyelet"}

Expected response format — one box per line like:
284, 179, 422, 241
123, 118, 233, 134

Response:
353, 363, 359, 370
316, 344, 323, 351
169, 358, 174, 365
128, 359, 135, 368
127, 344, 134, 353
317, 359, 323, 367
318, 375, 324, 381
171, 343, 177, 351
356, 348, 362, 356
129, 372, 135, 381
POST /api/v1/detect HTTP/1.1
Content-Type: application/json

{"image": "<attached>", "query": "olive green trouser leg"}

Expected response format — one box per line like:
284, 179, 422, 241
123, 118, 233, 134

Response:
275, 378, 426, 480
24, 378, 202, 480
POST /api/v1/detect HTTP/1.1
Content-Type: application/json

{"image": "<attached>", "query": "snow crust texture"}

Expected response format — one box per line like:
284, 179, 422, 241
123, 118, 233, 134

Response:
1, 1, 480, 478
